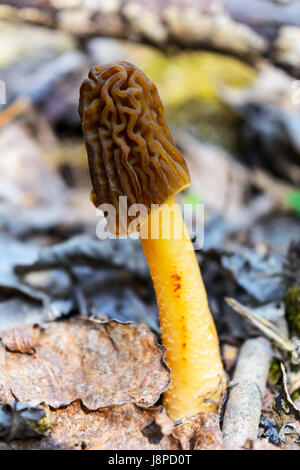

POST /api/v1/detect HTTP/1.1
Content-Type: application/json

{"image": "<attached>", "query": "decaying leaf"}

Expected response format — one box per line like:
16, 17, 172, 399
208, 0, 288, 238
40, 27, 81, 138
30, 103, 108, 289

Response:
88, 280, 159, 332
0, 235, 73, 320
173, 412, 224, 450
0, 401, 45, 441
221, 248, 284, 302
0, 318, 169, 410
0, 402, 180, 450
0, 324, 40, 354
15, 235, 149, 281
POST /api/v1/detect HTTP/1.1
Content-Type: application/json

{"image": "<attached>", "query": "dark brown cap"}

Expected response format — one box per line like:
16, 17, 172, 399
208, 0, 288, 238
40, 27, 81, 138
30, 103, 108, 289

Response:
79, 61, 191, 235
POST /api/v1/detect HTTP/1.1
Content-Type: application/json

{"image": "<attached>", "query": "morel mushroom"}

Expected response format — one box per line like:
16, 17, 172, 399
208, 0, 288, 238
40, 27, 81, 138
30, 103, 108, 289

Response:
79, 61, 225, 421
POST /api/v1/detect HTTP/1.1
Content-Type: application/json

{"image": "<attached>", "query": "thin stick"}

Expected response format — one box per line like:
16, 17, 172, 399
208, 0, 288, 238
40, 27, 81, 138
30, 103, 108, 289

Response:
222, 337, 273, 449
225, 298, 297, 358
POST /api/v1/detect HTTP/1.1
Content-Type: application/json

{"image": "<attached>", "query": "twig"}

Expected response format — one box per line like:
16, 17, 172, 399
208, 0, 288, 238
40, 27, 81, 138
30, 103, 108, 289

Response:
225, 297, 300, 364
0, 97, 31, 128
1, 0, 300, 76
222, 337, 273, 449
280, 363, 300, 420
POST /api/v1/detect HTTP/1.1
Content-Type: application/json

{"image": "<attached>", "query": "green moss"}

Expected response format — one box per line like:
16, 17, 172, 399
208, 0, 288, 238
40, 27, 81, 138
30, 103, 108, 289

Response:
285, 284, 300, 334
34, 417, 53, 434
136, 49, 256, 153
166, 98, 240, 151
140, 50, 255, 106
269, 358, 282, 385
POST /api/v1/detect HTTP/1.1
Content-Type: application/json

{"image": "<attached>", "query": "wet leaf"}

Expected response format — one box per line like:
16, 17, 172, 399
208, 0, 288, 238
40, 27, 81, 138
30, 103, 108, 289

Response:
0, 318, 169, 410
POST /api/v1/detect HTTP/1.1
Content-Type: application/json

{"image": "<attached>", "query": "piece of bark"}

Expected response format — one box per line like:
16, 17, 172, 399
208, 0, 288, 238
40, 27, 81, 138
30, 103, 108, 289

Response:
222, 337, 273, 449
1, 0, 300, 76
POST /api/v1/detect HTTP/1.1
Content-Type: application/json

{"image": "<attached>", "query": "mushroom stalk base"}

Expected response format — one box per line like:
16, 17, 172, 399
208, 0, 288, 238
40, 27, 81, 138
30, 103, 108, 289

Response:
140, 198, 225, 421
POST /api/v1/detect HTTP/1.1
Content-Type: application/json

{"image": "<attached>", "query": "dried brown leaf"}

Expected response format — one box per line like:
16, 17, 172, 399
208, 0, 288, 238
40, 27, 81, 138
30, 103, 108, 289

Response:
0, 324, 39, 354
173, 412, 224, 450
0, 318, 169, 409
0, 402, 180, 450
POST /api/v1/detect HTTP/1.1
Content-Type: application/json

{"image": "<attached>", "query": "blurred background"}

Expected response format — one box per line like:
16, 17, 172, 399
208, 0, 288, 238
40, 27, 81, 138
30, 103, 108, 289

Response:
0, 0, 299, 345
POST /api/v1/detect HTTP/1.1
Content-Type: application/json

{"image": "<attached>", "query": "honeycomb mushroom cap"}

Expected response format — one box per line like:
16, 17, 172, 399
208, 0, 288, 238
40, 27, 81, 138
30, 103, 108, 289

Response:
79, 61, 191, 235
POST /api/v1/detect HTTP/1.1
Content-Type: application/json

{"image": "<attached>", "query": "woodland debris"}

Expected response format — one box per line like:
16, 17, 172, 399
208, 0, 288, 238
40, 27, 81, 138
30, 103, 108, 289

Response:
1, 0, 300, 75
226, 297, 300, 363
0, 121, 65, 207
0, 97, 31, 129
0, 318, 169, 409
0, 234, 73, 320
278, 363, 300, 420
0, 324, 39, 354
0, 402, 180, 451
0, 401, 45, 441
155, 407, 175, 437
273, 366, 300, 449
222, 66, 300, 186
141, 406, 175, 445
222, 250, 284, 303
173, 412, 224, 450
284, 240, 300, 286
259, 416, 280, 446
0, 298, 47, 333
243, 439, 281, 450
15, 235, 148, 281
175, 130, 250, 219
222, 337, 273, 449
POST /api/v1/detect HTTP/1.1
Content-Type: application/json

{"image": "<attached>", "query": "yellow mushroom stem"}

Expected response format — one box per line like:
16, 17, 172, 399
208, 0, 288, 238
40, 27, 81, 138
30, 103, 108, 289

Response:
140, 197, 225, 421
